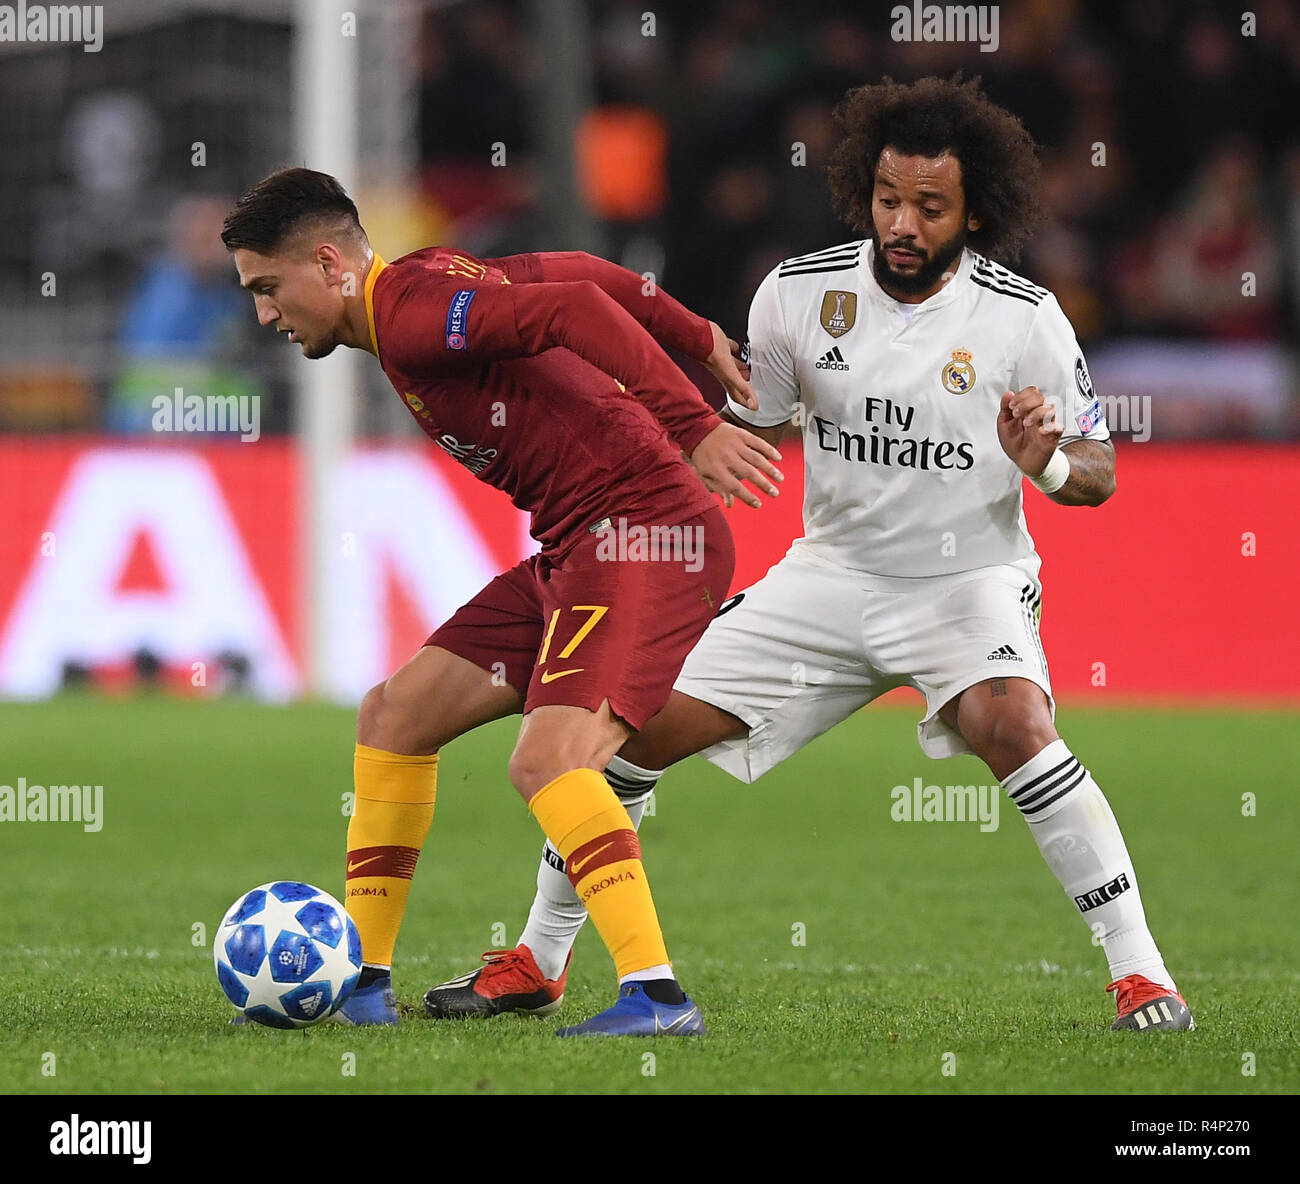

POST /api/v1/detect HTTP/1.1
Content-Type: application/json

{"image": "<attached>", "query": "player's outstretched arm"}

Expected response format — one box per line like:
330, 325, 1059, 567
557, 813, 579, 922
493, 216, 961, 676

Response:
485, 250, 710, 355
486, 252, 757, 412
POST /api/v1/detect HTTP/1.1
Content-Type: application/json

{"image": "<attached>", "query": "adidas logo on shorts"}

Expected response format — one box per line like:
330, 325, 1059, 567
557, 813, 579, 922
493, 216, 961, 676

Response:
986, 644, 1023, 661
815, 346, 850, 371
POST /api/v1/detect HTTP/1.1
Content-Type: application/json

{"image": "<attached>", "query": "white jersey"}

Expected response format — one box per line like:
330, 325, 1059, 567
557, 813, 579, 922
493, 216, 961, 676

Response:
729, 240, 1109, 577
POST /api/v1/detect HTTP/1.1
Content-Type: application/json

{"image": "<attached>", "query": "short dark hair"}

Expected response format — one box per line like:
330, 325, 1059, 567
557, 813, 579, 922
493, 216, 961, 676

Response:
220, 167, 365, 255
827, 75, 1044, 263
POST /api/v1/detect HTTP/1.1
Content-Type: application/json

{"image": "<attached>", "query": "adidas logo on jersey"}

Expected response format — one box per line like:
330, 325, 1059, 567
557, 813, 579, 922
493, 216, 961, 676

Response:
986, 645, 1023, 661
815, 346, 850, 371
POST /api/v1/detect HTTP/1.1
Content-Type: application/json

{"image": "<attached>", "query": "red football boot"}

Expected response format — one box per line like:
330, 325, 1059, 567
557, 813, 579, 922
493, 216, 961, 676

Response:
1106, 973, 1195, 1031
424, 945, 568, 1018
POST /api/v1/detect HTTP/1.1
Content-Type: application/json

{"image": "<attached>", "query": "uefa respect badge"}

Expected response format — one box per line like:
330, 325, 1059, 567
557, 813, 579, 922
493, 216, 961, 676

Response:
445, 288, 476, 350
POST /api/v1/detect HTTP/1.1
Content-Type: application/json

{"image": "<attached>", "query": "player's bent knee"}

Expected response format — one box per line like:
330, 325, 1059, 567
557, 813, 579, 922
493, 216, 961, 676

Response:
984, 703, 1057, 772
508, 736, 605, 801
357, 677, 439, 755
356, 681, 388, 745
507, 745, 560, 801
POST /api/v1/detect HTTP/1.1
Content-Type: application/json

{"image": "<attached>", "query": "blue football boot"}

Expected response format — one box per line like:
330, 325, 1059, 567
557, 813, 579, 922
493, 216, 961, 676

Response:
227, 973, 395, 1027
332, 971, 398, 1026
555, 982, 705, 1037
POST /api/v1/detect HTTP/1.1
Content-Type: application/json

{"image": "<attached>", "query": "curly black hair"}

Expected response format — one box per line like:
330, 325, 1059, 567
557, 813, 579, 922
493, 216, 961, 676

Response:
827, 75, 1044, 264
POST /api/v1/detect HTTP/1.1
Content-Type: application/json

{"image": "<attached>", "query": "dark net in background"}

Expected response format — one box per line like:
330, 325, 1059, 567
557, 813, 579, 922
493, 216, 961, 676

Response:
0, 0, 1296, 440
0, 12, 294, 437
410, 0, 1300, 439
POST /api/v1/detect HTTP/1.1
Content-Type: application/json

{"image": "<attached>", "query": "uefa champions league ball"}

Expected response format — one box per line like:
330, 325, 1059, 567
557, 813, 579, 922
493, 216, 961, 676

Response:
214, 881, 362, 1028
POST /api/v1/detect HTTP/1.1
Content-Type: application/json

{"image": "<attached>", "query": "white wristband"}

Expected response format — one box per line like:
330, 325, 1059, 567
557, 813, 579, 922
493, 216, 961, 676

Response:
1030, 449, 1070, 493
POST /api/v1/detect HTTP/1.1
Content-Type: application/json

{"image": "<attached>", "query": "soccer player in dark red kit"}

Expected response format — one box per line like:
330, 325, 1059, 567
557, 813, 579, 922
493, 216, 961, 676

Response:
220, 167, 782, 1036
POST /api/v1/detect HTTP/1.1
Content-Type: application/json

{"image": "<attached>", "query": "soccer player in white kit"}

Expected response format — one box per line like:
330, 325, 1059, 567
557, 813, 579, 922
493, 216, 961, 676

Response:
426, 76, 1193, 1034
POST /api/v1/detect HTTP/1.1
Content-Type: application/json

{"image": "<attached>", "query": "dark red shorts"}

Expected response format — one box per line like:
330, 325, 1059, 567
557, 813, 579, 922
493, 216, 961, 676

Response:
426, 505, 734, 729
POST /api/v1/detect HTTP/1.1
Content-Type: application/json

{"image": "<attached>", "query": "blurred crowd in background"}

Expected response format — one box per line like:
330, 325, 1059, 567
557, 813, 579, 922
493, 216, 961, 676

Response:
2, 0, 1297, 440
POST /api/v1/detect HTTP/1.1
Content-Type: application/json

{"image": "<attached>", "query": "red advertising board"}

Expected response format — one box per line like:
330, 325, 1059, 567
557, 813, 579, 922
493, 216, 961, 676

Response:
0, 438, 1295, 701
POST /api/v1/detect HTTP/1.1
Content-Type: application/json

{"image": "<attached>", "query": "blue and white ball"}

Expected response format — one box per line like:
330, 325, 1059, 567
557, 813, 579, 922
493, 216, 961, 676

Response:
215, 882, 362, 1028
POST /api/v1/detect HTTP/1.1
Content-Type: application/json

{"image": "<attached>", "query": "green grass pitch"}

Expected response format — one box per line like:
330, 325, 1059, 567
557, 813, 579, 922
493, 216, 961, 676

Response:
2, 694, 1296, 1095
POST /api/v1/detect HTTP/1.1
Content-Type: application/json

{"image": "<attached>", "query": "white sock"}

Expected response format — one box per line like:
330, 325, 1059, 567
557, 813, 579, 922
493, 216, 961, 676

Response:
620, 964, 674, 984
518, 755, 660, 980
1002, 739, 1176, 992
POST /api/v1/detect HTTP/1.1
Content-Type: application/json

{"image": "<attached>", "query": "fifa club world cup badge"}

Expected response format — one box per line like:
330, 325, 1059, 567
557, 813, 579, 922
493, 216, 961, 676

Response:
819, 290, 857, 338
941, 347, 976, 395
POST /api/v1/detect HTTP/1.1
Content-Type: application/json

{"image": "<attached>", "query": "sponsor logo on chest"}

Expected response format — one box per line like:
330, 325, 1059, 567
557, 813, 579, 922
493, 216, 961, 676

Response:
815, 346, 850, 371
401, 393, 497, 476
809, 395, 976, 471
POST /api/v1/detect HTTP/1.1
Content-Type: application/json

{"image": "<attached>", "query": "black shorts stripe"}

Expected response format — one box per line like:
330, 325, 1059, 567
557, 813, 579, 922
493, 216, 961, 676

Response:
1023, 585, 1048, 672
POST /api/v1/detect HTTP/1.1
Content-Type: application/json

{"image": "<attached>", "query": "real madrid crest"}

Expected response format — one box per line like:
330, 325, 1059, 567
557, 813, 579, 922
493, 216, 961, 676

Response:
819, 290, 857, 338
941, 348, 976, 395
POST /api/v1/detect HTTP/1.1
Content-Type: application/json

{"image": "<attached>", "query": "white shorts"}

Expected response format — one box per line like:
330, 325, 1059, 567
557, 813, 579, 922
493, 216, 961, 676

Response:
674, 548, 1054, 783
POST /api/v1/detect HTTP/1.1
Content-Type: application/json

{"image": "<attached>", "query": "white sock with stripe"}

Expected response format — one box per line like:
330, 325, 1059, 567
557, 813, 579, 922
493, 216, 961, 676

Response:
517, 755, 659, 981
1002, 739, 1176, 993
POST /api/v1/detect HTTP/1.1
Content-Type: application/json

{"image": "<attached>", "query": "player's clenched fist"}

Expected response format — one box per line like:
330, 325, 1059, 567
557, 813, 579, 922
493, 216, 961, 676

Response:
997, 385, 1064, 479
690, 422, 784, 509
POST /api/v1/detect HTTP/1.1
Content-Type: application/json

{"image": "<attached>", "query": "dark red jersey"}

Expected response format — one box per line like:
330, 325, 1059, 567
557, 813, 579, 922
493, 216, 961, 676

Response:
364, 247, 722, 555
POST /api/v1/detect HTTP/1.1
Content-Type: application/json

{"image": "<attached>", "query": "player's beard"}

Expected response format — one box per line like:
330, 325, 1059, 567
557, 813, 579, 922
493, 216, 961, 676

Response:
870, 226, 967, 297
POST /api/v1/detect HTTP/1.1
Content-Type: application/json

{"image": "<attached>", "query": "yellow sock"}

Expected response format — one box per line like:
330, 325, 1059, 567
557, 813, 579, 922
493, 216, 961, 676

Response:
528, 768, 670, 979
345, 743, 438, 968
